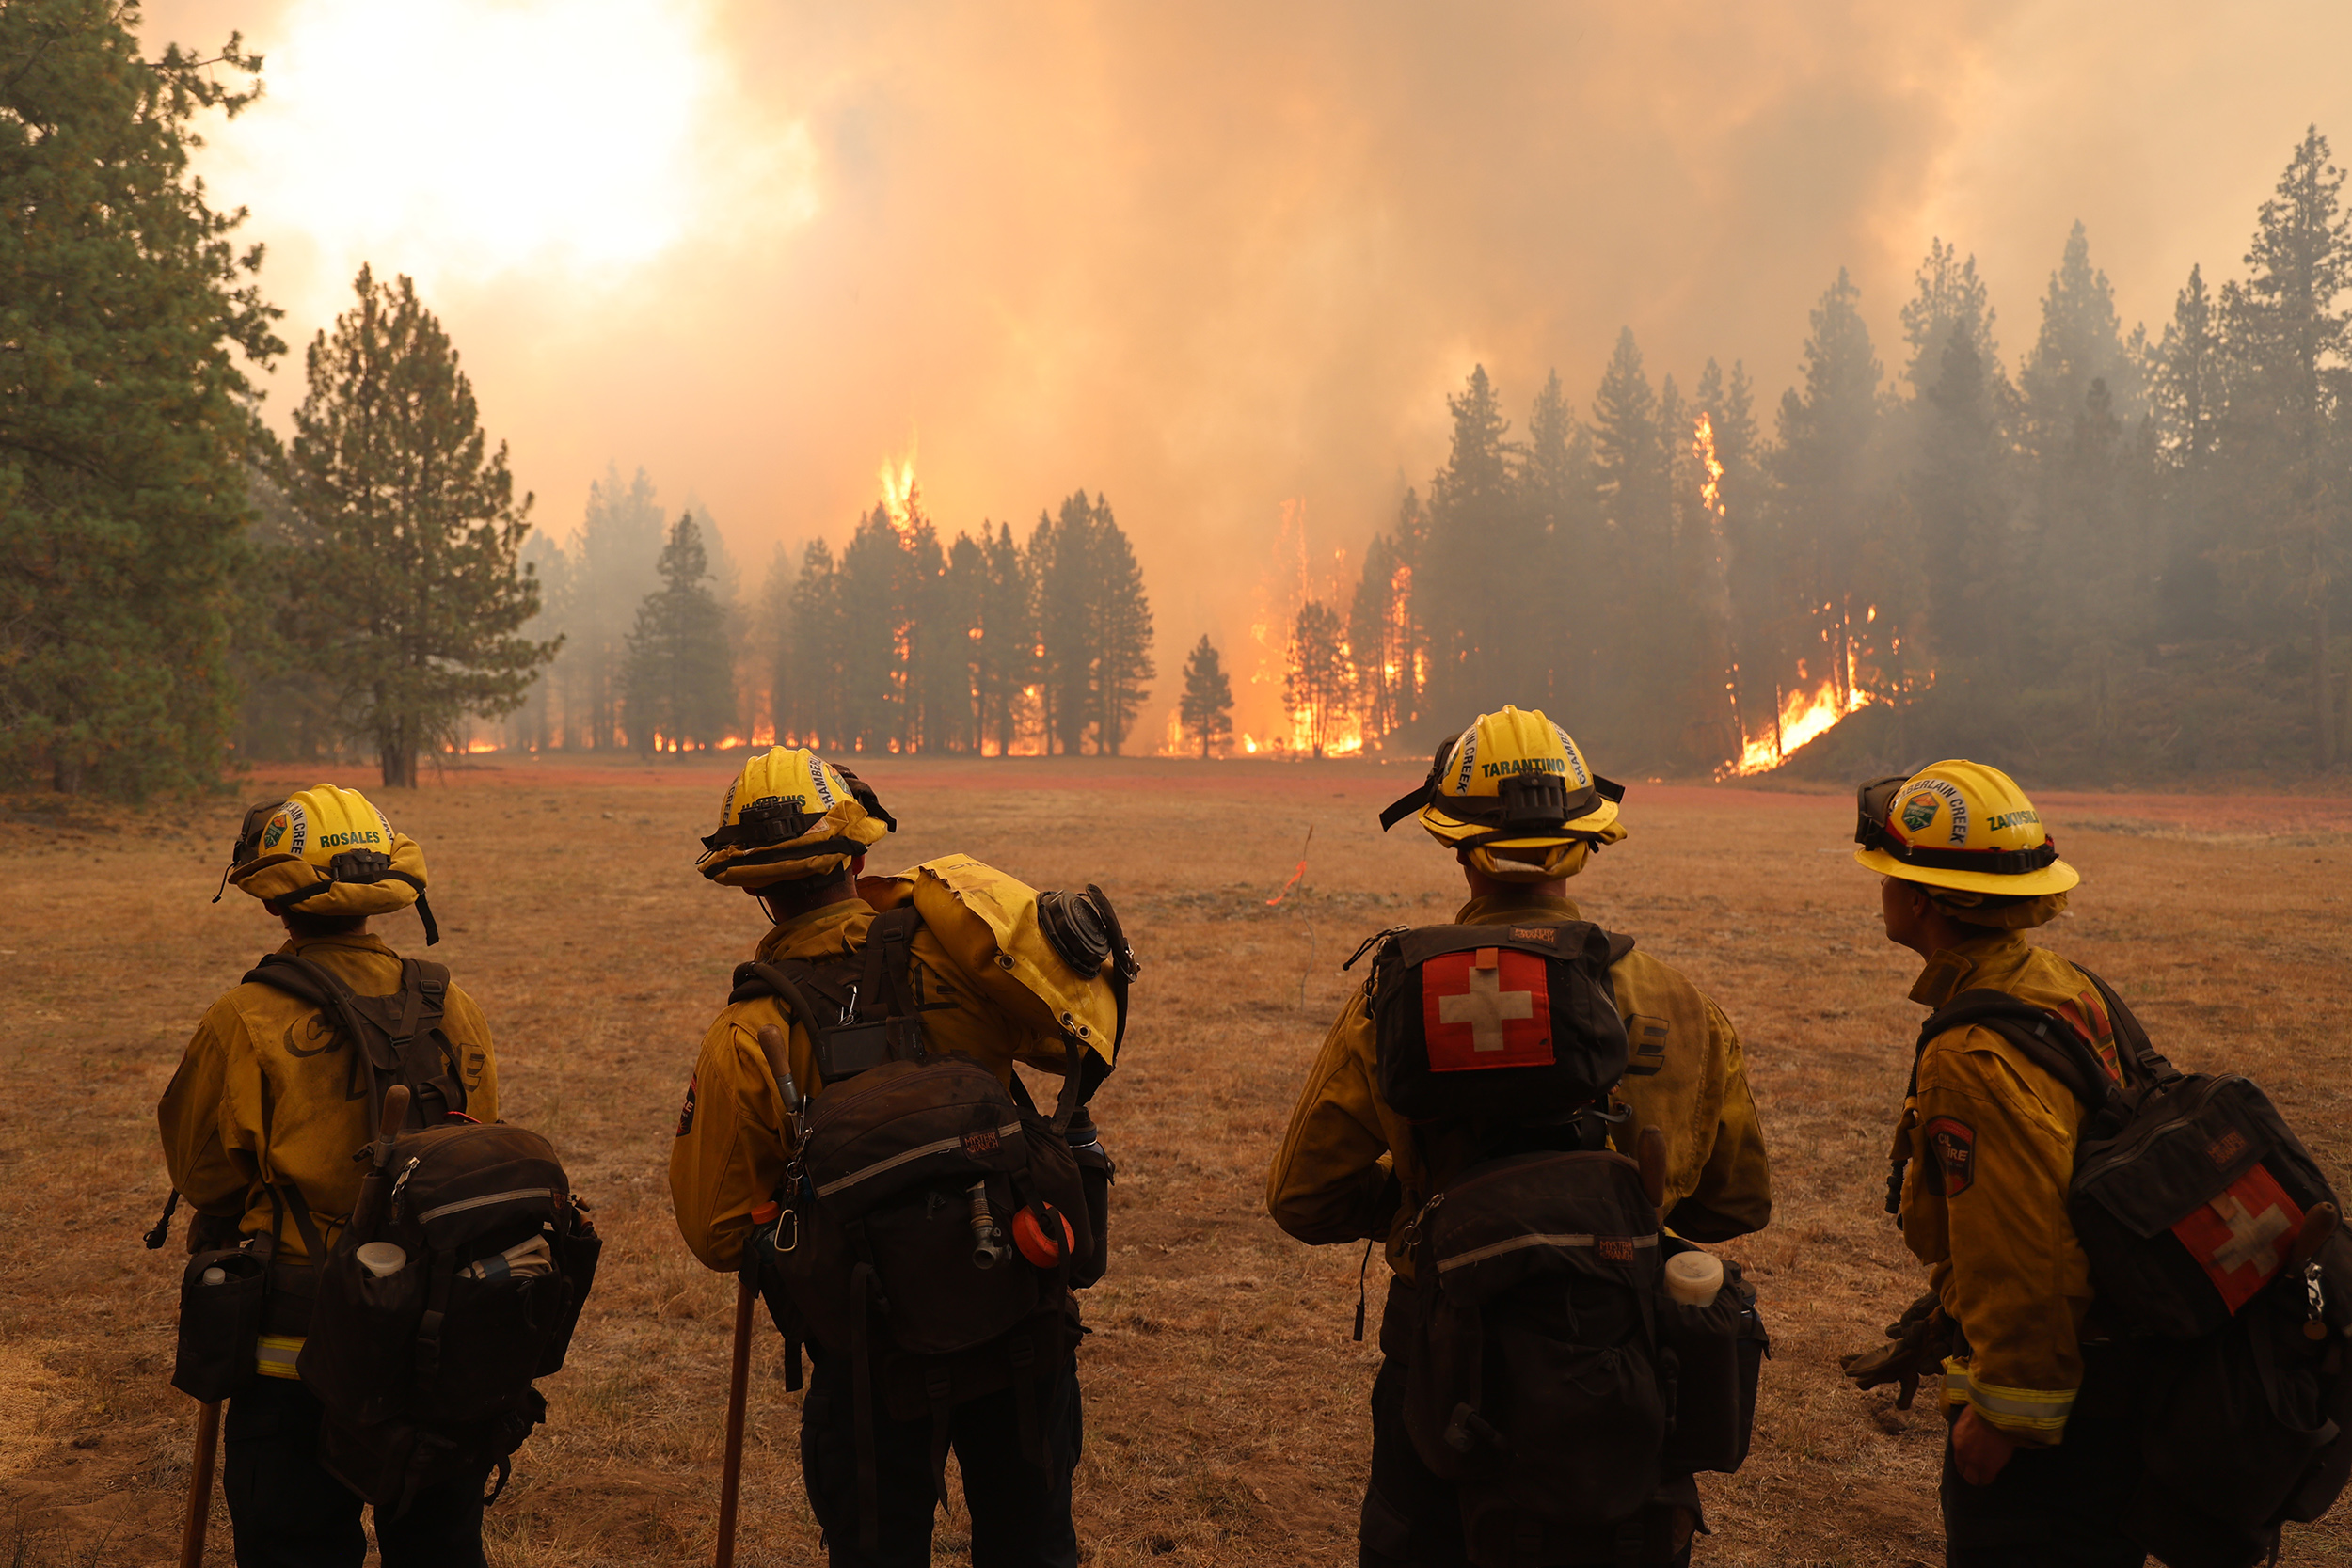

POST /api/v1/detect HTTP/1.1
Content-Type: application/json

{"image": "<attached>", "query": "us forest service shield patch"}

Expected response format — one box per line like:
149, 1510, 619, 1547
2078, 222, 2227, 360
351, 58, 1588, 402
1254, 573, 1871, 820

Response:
1925, 1116, 1976, 1196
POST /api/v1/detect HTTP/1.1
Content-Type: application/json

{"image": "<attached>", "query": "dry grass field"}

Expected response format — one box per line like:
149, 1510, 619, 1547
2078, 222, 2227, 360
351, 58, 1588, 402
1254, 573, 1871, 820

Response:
5, 756, 2352, 1566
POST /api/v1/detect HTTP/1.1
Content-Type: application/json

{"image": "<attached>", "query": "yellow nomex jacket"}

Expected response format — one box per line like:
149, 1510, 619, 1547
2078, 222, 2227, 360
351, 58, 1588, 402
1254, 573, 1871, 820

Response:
157, 933, 500, 1264
668, 897, 1085, 1272
1896, 928, 2124, 1444
1265, 891, 1773, 1279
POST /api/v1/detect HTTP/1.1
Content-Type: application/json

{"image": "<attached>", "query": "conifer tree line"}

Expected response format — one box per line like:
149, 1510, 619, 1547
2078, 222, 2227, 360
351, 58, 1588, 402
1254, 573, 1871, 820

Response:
766, 489, 1154, 756
11, 1, 2352, 793
506, 483, 1158, 758
1289, 126, 2352, 780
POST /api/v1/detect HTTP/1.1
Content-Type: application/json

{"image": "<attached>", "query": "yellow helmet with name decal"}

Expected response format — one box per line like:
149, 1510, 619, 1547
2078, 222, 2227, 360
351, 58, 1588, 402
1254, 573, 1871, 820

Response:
696, 746, 895, 888
224, 784, 437, 940
1377, 705, 1627, 882
1853, 759, 2078, 901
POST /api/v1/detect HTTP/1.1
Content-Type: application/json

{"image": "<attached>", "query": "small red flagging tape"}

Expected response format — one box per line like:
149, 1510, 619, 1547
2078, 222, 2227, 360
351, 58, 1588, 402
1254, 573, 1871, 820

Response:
1265, 825, 1315, 907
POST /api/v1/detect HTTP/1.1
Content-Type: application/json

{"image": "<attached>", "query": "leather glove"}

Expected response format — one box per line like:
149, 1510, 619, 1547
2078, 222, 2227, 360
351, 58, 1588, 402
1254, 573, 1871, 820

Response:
1839, 1289, 1951, 1410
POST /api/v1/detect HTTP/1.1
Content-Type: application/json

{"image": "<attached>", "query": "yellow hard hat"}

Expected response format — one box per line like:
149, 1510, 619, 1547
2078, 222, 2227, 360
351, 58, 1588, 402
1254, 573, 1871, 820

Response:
1852, 759, 2079, 898
1377, 705, 1627, 881
224, 784, 437, 942
697, 746, 895, 888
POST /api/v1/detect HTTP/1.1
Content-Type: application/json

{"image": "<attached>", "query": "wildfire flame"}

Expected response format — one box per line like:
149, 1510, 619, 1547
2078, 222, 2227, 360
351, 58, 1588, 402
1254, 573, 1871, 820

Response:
1720, 679, 1876, 778
878, 439, 919, 539
1693, 413, 1725, 524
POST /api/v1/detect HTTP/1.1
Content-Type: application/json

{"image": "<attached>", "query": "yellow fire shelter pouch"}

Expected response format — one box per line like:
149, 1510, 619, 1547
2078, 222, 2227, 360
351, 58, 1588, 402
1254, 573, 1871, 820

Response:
862, 856, 1136, 1094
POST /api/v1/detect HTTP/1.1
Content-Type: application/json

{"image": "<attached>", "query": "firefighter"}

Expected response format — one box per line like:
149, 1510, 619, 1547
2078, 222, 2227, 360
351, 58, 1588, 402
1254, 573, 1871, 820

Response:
1266, 706, 1773, 1568
670, 746, 1125, 1568
1843, 759, 2145, 1567
158, 785, 500, 1568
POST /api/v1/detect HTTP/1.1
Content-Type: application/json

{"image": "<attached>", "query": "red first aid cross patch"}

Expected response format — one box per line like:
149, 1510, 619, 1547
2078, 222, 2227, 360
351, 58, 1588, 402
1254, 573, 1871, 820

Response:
2171, 1162, 2304, 1314
1422, 947, 1553, 1071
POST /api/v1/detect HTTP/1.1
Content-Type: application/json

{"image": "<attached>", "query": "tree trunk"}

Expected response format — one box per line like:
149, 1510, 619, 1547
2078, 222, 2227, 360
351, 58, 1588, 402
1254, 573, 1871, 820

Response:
2318, 594, 2334, 772
2340, 638, 2352, 774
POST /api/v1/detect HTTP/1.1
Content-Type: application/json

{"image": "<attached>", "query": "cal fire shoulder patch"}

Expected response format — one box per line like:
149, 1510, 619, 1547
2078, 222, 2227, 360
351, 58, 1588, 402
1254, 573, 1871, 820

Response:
675, 1076, 697, 1137
1924, 1115, 1977, 1196
1421, 946, 1553, 1071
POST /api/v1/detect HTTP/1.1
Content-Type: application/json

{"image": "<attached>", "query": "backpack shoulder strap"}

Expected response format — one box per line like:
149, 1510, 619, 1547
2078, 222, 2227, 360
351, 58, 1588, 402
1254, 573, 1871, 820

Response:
239, 953, 462, 1131
859, 905, 923, 1022
2069, 963, 2181, 1086
242, 951, 355, 1011
1918, 988, 2119, 1117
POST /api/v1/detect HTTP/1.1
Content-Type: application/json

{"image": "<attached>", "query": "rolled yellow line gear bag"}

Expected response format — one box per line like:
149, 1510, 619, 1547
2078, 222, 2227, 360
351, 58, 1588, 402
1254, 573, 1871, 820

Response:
697, 747, 895, 888
1377, 705, 1627, 882
222, 784, 438, 943
1852, 759, 2079, 904
866, 855, 1136, 1078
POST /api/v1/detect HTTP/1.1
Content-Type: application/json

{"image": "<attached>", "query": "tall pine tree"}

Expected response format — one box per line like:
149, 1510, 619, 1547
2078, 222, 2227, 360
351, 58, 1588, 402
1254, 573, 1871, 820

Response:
2233, 129, 2352, 766
283, 267, 553, 786
1179, 634, 1234, 758
622, 513, 735, 752
1283, 601, 1351, 757
0, 1, 284, 794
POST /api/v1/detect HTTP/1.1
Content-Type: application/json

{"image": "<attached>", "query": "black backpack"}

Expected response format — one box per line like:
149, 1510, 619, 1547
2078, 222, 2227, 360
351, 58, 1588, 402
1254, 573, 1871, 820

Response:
1913, 968, 2352, 1568
241, 955, 602, 1517
1359, 920, 1634, 1121
1360, 922, 1767, 1563
736, 908, 1094, 1554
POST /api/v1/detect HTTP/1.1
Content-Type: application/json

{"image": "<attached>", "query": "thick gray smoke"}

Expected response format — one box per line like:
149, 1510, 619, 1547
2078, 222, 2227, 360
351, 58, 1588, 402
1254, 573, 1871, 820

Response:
151, 0, 2352, 736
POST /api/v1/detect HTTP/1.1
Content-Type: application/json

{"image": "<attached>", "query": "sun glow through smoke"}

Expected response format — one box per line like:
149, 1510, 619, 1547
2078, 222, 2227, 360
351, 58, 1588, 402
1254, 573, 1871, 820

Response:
195, 0, 816, 307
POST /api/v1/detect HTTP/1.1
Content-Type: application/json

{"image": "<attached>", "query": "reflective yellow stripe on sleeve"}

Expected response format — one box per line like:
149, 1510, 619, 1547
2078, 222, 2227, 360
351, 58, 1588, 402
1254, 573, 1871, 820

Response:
1940, 1356, 2075, 1435
256, 1335, 304, 1381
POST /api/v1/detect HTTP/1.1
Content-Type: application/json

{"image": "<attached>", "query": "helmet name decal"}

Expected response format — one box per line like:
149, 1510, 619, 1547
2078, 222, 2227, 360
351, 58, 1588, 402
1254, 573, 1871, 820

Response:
1551, 725, 1591, 785
1480, 756, 1567, 779
316, 829, 385, 850
1451, 725, 1479, 794
1986, 809, 2041, 831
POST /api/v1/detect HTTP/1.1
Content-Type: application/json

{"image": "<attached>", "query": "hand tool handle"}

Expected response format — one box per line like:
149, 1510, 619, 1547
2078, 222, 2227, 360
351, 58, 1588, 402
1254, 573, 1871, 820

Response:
1638, 1126, 1668, 1214
714, 1271, 756, 1567
179, 1399, 221, 1568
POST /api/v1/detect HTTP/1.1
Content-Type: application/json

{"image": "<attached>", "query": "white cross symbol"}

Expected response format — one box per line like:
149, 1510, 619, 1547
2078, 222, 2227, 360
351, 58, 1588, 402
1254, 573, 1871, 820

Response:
2210, 1192, 2293, 1276
1438, 960, 1534, 1052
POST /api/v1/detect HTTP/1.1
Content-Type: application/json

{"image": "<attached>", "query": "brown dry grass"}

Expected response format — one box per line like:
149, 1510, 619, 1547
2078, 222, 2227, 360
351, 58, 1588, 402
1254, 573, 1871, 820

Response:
4, 757, 2351, 1566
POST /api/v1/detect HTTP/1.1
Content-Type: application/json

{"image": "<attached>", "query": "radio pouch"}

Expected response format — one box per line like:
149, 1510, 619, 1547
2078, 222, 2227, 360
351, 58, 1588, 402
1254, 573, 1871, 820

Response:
172, 1236, 274, 1403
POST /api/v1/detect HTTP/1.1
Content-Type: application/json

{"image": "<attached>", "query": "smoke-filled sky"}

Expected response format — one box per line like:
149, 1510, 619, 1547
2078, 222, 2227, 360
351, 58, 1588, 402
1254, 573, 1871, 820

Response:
148, 0, 2352, 739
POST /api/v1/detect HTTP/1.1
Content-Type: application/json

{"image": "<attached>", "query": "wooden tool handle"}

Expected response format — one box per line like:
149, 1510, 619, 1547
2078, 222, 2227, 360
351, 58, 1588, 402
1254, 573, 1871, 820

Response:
755, 1025, 790, 1087
1637, 1126, 1668, 1213
377, 1084, 412, 1148
713, 1274, 757, 1567
179, 1400, 221, 1568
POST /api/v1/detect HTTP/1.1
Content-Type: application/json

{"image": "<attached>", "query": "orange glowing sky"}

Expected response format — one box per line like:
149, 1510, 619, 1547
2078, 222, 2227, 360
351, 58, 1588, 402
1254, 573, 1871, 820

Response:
146, 1, 2352, 739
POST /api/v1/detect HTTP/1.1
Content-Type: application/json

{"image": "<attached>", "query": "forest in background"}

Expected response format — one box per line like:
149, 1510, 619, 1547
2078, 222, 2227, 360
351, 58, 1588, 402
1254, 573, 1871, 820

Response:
1300, 125, 2352, 784
9, 0, 2352, 794
467, 121, 2352, 784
